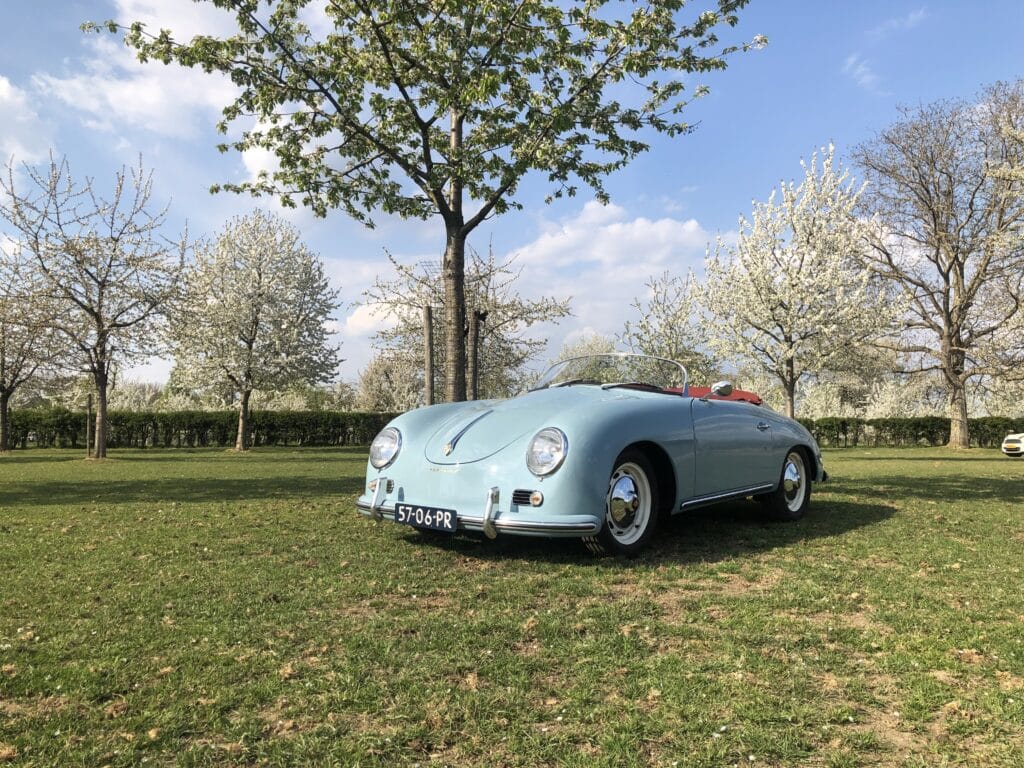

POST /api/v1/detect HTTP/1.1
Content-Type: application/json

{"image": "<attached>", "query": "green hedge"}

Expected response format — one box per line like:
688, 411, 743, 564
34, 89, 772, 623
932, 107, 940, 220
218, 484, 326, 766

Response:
801, 416, 1024, 448
7, 409, 399, 449
7, 409, 1024, 450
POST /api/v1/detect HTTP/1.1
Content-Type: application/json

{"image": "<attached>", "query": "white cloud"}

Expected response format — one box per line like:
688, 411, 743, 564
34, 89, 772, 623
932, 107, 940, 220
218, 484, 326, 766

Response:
32, 1, 239, 139
868, 8, 927, 39
343, 303, 396, 338
0, 75, 52, 162
110, 0, 239, 41
517, 200, 712, 270
505, 201, 725, 362
33, 36, 237, 138
842, 53, 884, 93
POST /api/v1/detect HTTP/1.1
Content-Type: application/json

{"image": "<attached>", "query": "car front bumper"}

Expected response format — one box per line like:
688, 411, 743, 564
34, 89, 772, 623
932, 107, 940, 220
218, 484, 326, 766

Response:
356, 498, 601, 537
356, 465, 604, 539
1002, 442, 1022, 456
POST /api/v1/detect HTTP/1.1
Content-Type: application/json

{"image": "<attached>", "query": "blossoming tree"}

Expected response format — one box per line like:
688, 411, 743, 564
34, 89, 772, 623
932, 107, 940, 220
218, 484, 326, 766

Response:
171, 211, 341, 450
699, 146, 894, 418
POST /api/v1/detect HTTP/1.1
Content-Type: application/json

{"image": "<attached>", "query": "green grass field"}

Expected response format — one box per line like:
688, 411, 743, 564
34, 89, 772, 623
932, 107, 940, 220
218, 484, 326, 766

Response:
1, 447, 1022, 767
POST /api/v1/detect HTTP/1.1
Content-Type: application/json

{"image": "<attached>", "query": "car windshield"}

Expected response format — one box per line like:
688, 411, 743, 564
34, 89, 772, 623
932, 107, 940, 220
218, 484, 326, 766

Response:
532, 353, 689, 393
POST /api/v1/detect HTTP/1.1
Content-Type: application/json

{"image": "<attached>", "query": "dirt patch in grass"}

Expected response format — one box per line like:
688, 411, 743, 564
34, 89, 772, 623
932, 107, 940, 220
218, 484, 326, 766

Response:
650, 568, 783, 620
0, 695, 70, 720
855, 706, 931, 755
801, 607, 893, 636
711, 568, 783, 596
258, 697, 319, 738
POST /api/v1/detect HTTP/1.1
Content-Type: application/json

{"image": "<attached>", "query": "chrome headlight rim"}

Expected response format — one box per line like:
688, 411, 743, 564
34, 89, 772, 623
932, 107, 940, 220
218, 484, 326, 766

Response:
526, 427, 568, 477
370, 427, 402, 469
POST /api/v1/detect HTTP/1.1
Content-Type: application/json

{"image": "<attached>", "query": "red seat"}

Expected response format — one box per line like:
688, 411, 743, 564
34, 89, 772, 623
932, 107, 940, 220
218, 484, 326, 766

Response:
665, 385, 763, 405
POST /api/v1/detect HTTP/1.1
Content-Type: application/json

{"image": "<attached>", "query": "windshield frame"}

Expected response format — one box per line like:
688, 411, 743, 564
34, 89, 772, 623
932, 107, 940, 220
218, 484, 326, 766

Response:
531, 352, 690, 395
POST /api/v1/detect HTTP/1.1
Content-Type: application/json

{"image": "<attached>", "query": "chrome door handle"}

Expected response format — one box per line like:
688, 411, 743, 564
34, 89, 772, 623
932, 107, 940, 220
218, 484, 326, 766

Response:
756, 422, 770, 431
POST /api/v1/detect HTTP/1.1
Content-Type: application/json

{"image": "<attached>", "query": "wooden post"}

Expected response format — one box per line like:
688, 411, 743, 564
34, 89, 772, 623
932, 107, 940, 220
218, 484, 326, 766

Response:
423, 305, 435, 406
86, 393, 93, 459
467, 310, 481, 401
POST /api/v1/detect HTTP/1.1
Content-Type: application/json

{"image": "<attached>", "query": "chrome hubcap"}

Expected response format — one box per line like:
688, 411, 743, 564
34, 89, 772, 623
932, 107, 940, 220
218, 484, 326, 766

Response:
783, 452, 805, 510
609, 476, 640, 525
606, 462, 652, 546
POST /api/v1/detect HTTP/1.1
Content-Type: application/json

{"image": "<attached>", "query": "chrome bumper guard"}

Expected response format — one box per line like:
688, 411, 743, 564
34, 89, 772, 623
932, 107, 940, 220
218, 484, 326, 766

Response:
482, 486, 499, 540
367, 476, 388, 520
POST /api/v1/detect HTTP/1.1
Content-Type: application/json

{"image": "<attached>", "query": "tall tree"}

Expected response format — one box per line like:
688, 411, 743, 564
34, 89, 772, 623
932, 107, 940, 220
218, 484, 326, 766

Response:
619, 271, 717, 384
554, 332, 618, 362
171, 210, 341, 450
105, 0, 762, 401
354, 352, 423, 413
0, 157, 184, 458
0, 249, 63, 451
699, 146, 893, 418
854, 81, 1024, 448
363, 248, 570, 400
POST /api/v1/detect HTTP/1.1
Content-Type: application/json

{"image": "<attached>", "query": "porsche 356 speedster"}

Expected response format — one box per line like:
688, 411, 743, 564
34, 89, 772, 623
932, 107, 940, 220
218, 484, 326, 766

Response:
357, 353, 827, 555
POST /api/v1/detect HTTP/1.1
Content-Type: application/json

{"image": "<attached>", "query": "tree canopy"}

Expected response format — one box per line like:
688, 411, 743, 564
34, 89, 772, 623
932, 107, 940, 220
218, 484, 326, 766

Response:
854, 81, 1024, 447
0, 156, 184, 457
363, 248, 571, 400
171, 209, 341, 450
699, 146, 894, 418
103, 0, 762, 401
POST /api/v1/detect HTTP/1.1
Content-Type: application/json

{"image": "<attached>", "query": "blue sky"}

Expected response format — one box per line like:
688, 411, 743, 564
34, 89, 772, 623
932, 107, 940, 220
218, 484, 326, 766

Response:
1, 1, 1022, 383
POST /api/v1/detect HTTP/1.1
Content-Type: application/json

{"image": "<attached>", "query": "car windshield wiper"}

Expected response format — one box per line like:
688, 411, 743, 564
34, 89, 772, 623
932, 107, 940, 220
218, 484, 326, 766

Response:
601, 381, 663, 392
530, 377, 601, 391
554, 378, 600, 388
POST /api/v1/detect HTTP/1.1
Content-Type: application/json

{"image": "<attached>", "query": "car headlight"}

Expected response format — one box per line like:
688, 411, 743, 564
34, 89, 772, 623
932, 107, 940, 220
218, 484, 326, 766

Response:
527, 428, 568, 476
370, 427, 402, 469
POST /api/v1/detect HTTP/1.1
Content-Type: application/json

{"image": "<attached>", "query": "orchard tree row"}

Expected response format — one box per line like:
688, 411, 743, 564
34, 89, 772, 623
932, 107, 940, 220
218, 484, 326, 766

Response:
361, 80, 1024, 449
0, 170, 340, 456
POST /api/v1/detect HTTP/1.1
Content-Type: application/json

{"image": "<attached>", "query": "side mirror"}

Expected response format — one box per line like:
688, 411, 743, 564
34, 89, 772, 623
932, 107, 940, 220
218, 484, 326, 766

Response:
710, 381, 733, 398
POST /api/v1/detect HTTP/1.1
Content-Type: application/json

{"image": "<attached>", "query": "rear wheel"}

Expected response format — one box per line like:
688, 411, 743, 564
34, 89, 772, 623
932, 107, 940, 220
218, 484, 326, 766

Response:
759, 448, 811, 521
582, 449, 661, 557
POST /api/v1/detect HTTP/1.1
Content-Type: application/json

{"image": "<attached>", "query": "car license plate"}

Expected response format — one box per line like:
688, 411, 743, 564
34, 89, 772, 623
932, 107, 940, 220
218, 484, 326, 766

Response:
394, 503, 458, 533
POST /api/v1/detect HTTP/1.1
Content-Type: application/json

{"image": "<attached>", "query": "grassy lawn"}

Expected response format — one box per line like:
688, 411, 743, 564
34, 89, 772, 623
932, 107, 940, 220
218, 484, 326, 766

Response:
1, 447, 1022, 767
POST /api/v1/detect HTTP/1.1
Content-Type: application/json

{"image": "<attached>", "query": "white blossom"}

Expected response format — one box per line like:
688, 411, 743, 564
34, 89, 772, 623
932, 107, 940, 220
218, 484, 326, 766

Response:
698, 145, 896, 418
171, 210, 341, 449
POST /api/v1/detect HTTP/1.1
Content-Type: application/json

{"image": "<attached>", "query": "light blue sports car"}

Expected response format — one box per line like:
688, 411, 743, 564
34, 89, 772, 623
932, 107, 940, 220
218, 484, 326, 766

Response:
358, 353, 827, 556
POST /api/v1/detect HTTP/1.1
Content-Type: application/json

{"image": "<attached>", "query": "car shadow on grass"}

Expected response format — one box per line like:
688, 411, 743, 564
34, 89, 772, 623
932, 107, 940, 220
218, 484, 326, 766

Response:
405, 497, 896, 567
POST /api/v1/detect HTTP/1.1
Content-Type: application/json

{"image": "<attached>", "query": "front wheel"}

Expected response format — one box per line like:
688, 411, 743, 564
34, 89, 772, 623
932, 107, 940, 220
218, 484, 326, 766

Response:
582, 449, 661, 557
759, 448, 811, 521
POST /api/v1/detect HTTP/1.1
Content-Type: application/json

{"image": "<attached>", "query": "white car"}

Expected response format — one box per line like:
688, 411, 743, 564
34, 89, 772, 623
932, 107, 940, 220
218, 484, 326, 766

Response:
1003, 433, 1023, 457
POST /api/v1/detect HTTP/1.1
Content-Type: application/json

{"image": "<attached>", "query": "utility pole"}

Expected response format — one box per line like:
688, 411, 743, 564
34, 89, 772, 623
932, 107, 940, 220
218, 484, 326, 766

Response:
423, 305, 435, 406
86, 393, 93, 459
467, 310, 485, 400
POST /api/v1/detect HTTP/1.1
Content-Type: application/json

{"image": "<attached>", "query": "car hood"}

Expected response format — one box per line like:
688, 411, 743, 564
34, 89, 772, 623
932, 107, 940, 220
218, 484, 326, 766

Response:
424, 386, 634, 464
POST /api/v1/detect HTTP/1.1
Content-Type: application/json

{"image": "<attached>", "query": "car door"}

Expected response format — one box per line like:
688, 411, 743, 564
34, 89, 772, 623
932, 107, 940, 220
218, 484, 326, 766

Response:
690, 398, 777, 498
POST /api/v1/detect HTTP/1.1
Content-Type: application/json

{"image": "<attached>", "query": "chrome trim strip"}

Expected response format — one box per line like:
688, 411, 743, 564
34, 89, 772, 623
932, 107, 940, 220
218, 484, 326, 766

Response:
679, 483, 774, 510
443, 409, 493, 456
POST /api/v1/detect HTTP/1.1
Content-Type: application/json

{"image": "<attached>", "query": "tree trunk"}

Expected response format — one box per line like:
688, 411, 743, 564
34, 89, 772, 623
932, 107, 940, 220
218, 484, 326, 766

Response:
443, 227, 467, 402
236, 389, 252, 451
784, 359, 796, 419
944, 340, 969, 448
94, 374, 108, 459
947, 381, 970, 448
0, 389, 10, 453
423, 304, 434, 406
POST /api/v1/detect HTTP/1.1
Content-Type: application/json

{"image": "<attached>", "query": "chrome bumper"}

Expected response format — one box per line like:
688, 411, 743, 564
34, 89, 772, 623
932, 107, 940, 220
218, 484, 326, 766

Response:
356, 499, 600, 537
